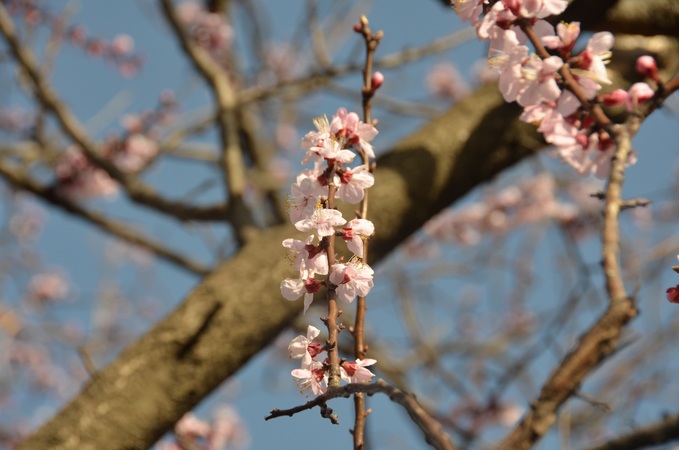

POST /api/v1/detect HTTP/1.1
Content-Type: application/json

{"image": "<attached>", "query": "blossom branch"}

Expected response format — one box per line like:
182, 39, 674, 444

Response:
351, 15, 382, 449
0, 3, 227, 222
519, 22, 613, 130
266, 379, 457, 450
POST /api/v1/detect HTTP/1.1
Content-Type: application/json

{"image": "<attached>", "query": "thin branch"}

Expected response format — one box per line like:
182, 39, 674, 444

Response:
0, 159, 211, 276
266, 379, 456, 450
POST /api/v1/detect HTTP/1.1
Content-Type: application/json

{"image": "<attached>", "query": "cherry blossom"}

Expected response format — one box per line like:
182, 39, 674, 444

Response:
329, 262, 374, 303
576, 32, 614, 84
288, 325, 324, 368
625, 82, 654, 111
283, 235, 329, 275
313, 138, 356, 164
295, 207, 346, 237
340, 358, 376, 383
287, 171, 325, 224
336, 165, 375, 204
329, 107, 378, 159
341, 218, 375, 258
280, 262, 323, 313
291, 360, 327, 396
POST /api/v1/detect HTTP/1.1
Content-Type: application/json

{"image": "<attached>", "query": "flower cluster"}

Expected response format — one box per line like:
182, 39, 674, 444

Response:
280, 108, 377, 314
451, 0, 659, 178
281, 107, 379, 395
288, 326, 376, 396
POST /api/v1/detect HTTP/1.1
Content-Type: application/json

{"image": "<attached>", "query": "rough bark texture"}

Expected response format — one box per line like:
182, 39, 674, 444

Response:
19, 85, 538, 450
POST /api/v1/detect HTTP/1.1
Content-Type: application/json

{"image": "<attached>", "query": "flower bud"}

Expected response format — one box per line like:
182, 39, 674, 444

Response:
599, 89, 627, 107
636, 55, 659, 81
370, 71, 384, 91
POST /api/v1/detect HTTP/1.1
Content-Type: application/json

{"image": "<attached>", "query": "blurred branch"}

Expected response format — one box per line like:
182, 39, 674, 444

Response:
0, 3, 228, 222
587, 413, 679, 450
160, 0, 253, 244
0, 159, 211, 276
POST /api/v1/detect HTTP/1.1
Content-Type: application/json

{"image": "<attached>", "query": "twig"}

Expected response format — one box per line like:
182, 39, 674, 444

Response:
266, 379, 456, 450
351, 14, 381, 450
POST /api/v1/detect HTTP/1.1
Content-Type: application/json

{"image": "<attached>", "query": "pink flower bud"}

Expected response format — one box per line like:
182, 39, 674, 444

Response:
625, 82, 654, 111
371, 71, 384, 90
667, 284, 679, 303
636, 55, 659, 81
599, 89, 627, 107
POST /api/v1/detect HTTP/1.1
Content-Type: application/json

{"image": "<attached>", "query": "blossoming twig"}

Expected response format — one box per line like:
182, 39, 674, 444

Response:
352, 14, 382, 449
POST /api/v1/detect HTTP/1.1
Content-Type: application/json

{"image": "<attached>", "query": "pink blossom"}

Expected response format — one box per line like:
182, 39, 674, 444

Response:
625, 82, 654, 111
291, 360, 327, 396
329, 262, 374, 303
55, 145, 119, 199
636, 55, 659, 81
576, 32, 614, 84
371, 71, 384, 90
301, 115, 331, 165
27, 272, 69, 303
541, 21, 580, 57
283, 235, 328, 275
175, 413, 211, 440
330, 108, 378, 159
113, 134, 158, 172
280, 262, 323, 313
288, 325, 324, 368
287, 171, 325, 224
599, 89, 628, 107
451, 0, 485, 26
341, 218, 375, 258
295, 207, 346, 237
340, 358, 376, 383
516, 55, 563, 107
110, 34, 134, 56
336, 165, 374, 204
209, 406, 250, 450
314, 138, 356, 164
